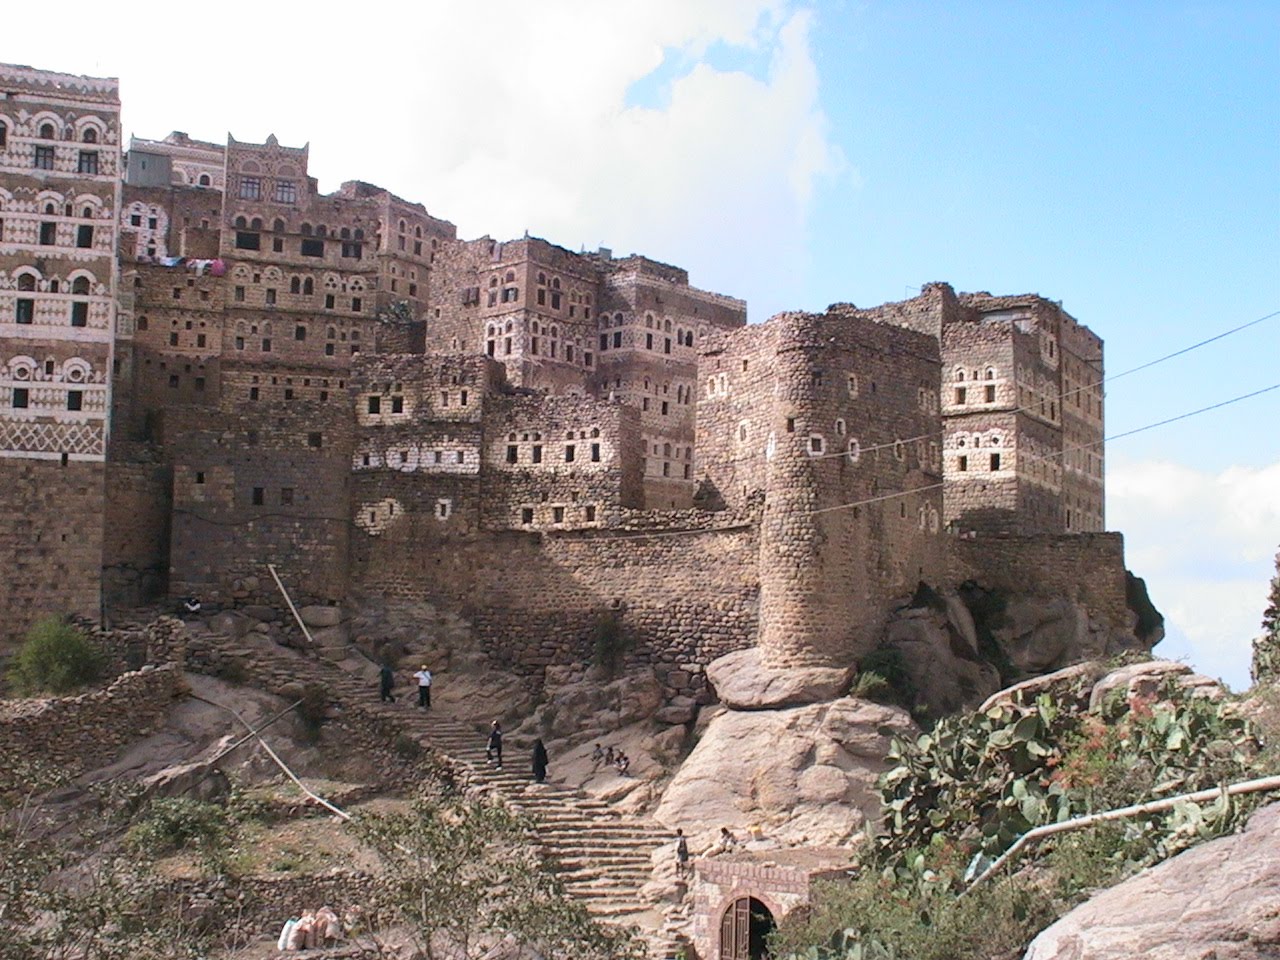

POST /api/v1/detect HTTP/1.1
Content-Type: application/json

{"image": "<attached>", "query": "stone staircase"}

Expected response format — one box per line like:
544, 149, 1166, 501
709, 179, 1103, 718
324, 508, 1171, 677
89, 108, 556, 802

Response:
190, 626, 687, 959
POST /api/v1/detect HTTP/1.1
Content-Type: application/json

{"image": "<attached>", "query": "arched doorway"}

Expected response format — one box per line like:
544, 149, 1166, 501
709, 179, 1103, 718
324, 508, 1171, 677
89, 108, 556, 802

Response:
719, 896, 775, 959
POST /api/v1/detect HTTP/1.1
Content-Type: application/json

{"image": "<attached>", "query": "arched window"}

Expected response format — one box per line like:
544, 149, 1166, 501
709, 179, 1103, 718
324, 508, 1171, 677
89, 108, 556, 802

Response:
551, 278, 560, 289
301, 223, 312, 236
234, 215, 247, 229
290, 277, 301, 294
316, 225, 327, 237
71, 277, 90, 295
17, 274, 36, 292
537, 272, 546, 285
250, 217, 263, 230
415, 226, 422, 238
955, 368, 965, 382
303, 278, 314, 295
985, 367, 996, 380
81, 206, 92, 219
354, 228, 364, 240
198, 174, 211, 186
82, 128, 97, 144
504, 270, 515, 282
398, 219, 406, 233
39, 122, 55, 139
273, 219, 285, 232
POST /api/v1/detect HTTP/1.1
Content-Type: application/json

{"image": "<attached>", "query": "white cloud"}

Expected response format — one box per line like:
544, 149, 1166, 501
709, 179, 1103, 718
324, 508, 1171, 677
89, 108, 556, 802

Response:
1109, 456, 1280, 689
1, 0, 844, 320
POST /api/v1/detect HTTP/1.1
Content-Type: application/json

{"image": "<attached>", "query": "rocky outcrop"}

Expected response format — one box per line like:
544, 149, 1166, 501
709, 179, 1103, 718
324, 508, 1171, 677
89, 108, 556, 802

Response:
653, 697, 914, 846
706, 647, 853, 709
881, 603, 1001, 717
1024, 802, 1280, 960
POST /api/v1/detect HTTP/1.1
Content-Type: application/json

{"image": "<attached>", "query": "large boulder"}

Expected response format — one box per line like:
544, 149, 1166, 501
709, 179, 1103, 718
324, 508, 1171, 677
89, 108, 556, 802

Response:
654, 698, 914, 845
298, 605, 344, 629
883, 606, 1001, 717
994, 597, 1094, 674
1024, 802, 1280, 960
706, 647, 853, 710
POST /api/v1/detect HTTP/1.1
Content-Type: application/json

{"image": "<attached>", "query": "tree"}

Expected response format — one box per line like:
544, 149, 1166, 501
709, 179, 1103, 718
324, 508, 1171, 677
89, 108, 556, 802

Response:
0, 762, 208, 960
1253, 546, 1280, 685
352, 789, 643, 960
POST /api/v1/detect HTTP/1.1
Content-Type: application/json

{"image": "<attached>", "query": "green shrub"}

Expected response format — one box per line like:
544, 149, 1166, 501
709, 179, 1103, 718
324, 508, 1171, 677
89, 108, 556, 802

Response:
294, 683, 330, 742
850, 671, 895, 704
8, 617, 106, 695
856, 648, 914, 709
126, 797, 232, 860
393, 733, 423, 760
776, 673, 1273, 960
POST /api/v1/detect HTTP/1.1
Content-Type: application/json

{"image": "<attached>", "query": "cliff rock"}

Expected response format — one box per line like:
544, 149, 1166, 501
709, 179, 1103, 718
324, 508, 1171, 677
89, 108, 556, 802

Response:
1023, 802, 1280, 960
706, 647, 854, 709
653, 697, 914, 845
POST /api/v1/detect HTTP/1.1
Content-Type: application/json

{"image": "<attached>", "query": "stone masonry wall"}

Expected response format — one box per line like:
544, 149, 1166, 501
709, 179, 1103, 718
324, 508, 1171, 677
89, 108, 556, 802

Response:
355, 512, 760, 695
948, 531, 1131, 631
102, 456, 171, 607
0, 662, 184, 787
0, 459, 104, 643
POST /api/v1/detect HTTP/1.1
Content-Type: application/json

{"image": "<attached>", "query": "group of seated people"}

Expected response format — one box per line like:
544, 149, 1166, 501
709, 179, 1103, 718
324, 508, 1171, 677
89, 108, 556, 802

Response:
276, 906, 341, 952
590, 743, 631, 775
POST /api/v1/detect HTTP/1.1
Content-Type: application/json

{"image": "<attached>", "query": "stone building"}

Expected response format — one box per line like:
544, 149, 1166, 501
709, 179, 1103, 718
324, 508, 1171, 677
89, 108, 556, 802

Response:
0, 63, 121, 634
859, 281, 1105, 535
0, 61, 1132, 707
428, 237, 746, 507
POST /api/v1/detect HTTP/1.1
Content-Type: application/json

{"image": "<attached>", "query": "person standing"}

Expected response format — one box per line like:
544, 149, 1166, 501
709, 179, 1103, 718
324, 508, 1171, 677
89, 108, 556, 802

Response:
412, 665, 432, 709
531, 738, 549, 783
379, 662, 396, 703
675, 828, 690, 879
486, 720, 503, 768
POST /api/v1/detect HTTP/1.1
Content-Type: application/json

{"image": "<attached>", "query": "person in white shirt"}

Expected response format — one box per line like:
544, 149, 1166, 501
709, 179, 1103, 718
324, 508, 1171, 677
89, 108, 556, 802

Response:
412, 665, 432, 709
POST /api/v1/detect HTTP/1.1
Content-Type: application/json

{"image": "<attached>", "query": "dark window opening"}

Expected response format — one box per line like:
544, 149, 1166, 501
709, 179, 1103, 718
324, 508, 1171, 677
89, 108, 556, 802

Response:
390, 396, 404, 414
235, 231, 261, 250
12, 388, 29, 408
367, 396, 381, 414
252, 487, 265, 505
301, 238, 324, 257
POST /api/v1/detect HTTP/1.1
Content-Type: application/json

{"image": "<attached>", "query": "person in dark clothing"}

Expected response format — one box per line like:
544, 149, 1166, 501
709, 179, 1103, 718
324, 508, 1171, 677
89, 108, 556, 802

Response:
675, 828, 690, 879
531, 738, 549, 783
379, 663, 396, 703
486, 720, 503, 768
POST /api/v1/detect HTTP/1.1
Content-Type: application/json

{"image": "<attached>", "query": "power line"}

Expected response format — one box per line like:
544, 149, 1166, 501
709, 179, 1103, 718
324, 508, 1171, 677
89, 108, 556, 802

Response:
171, 379, 1279, 542
694, 304, 1280, 473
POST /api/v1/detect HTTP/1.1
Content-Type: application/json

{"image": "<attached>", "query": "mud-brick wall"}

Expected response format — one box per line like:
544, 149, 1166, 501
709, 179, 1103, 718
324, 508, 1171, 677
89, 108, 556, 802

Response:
0, 663, 184, 789
0, 459, 105, 644
948, 532, 1131, 630
357, 518, 759, 695
103, 458, 172, 608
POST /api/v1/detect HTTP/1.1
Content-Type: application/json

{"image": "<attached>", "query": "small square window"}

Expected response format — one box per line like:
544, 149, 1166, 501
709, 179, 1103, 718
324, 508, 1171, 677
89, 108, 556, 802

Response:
308, 432, 323, 448
280, 487, 294, 505
521, 507, 534, 525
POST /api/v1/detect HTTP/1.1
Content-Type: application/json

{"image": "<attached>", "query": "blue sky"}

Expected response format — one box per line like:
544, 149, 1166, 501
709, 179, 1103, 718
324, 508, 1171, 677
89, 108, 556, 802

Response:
6, 0, 1277, 686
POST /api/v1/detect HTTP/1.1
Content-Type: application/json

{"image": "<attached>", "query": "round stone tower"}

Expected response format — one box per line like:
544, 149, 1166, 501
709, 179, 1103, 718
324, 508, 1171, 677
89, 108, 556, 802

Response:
756, 312, 849, 669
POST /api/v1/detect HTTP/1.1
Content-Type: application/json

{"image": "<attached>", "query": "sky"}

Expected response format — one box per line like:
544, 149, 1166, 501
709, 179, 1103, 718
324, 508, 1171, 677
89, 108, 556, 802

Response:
4, 1, 1277, 687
